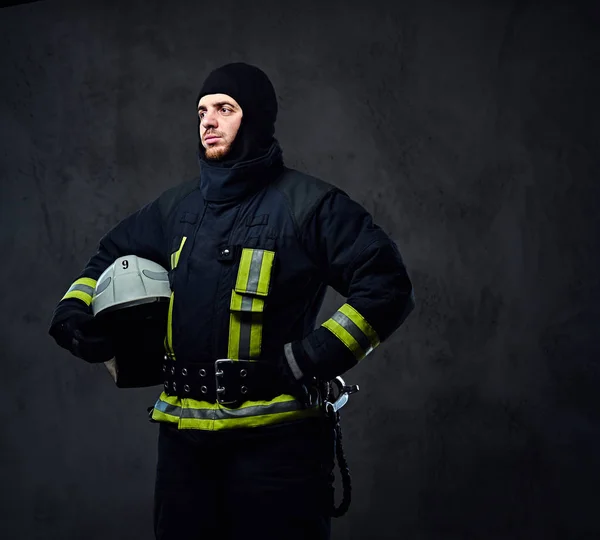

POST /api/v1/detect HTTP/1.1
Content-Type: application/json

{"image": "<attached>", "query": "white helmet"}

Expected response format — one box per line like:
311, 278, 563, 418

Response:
91, 256, 171, 388
92, 255, 171, 316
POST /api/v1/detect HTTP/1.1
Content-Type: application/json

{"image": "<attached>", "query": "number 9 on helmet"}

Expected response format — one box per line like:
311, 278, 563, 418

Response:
91, 255, 172, 388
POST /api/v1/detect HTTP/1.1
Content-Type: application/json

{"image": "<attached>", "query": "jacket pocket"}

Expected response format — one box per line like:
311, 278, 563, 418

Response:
227, 248, 275, 359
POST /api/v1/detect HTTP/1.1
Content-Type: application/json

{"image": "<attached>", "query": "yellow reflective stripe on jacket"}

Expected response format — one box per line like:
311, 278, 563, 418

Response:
170, 236, 187, 270
235, 248, 275, 296
322, 303, 380, 361
164, 292, 175, 359
230, 290, 265, 312
228, 249, 274, 359
228, 291, 264, 359
165, 237, 186, 359
151, 392, 321, 430
61, 277, 98, 306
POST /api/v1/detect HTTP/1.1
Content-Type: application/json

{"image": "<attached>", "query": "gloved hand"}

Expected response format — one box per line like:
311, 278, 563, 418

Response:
49, 310, 115, 363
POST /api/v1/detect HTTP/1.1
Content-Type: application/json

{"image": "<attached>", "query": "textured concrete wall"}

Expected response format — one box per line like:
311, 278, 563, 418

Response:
1, 0, 599, 538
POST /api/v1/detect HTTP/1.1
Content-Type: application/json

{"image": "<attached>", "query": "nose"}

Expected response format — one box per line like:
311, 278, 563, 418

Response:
200, 110, 217, 129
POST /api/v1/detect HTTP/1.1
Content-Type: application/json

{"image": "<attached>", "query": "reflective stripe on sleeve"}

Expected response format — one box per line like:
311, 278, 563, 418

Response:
284, 342, 304, 380
321, 303, 380, 361
61, 277, 98, 306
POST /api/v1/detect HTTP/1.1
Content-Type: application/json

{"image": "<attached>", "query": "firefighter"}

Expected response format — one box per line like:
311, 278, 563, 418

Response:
49, 62, 416, 540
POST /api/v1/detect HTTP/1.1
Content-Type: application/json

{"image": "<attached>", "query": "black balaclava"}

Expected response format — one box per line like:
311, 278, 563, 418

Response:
195, 62, 278, 167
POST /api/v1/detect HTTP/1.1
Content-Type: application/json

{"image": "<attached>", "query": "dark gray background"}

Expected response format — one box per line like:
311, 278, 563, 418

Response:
1, 0, 599, 538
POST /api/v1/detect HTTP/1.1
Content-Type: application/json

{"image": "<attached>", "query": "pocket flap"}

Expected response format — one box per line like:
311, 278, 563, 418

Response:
230, 290, 265, 313
234, 248, 275, 297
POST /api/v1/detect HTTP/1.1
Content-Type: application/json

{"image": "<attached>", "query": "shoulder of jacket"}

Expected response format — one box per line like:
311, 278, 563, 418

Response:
271, 166, 341, 230
156, 177, 199, 222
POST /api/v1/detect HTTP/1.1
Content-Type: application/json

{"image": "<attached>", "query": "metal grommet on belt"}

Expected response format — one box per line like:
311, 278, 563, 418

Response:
240, 386, 248, 394
172, 382, 177, 391
181, 368, 188, 376
170, 366, 175, 375
199, 369, 206, 377
239, 369, 247, 378
162, 364, 166, 372
200, 386, 207, 393
184, 384, 190, 393
164, 381, 168, 389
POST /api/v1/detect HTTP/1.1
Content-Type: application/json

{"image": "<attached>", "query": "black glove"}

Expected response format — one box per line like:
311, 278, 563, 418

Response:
49, 310, 115, 363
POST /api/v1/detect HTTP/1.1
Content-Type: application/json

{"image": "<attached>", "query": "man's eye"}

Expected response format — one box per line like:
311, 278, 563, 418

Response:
222, 107, 231, 113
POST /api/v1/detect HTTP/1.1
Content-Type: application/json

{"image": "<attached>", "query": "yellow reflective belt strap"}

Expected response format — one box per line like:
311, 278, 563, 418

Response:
322, 303, 380, 361
235, 248, 275, 296
61, 277, 98, 306
170, 236, 187, 270
228, 291, 264, 359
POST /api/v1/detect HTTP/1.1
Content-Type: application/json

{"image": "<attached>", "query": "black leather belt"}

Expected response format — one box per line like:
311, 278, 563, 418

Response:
162, 358, 291, 406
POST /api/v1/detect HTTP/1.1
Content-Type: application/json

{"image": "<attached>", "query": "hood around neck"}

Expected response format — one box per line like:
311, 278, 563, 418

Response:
197, 139, 284, 203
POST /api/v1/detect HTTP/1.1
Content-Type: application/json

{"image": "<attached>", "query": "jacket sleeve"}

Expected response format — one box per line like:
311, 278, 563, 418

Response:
283, 189, 416, 382
49, 198, 167, 327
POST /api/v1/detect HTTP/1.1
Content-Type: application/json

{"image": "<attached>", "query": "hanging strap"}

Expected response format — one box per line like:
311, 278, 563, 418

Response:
328, 407, 352, 517
321, 377, 358, 518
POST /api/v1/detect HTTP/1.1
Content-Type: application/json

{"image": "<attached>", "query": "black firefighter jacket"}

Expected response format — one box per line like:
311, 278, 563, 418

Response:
50, 142, 415, 430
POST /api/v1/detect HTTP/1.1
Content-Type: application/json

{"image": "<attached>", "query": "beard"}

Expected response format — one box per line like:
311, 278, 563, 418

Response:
204, 141, 231, 161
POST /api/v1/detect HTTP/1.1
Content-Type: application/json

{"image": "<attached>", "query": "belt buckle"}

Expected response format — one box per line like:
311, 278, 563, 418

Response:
214, 359, 238, 406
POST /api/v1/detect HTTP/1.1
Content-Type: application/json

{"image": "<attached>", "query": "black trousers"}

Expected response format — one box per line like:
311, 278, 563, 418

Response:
153, 416, 334, 540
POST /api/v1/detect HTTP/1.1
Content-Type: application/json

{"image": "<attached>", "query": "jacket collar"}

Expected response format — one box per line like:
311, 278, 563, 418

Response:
197, 140, 284, 203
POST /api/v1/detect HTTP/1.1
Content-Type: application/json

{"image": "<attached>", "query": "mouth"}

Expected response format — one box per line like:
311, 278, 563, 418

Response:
205, 135, 221, 144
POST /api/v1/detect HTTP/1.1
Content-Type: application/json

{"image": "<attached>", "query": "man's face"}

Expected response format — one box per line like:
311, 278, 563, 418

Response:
197, 93, 243, 160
